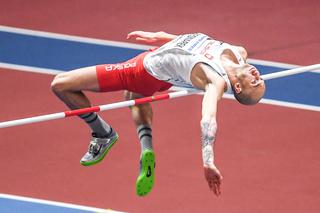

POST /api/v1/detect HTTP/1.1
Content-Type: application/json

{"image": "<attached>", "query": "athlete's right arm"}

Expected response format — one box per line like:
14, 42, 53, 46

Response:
191, 63, 225, 196
127, 31, 177, 45
201, 83, 223, 196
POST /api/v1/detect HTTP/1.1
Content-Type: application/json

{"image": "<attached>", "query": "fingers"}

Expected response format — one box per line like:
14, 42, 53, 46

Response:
208, 180, 221, 196
215, 174, 222, 196
206, 175, 222, 196
126, 31, 142, 39
135, 37, 156, 43
214, 182, 221, 196
127, 31, 158, 43
203, 165, 223, 196
127, 31, 153, 41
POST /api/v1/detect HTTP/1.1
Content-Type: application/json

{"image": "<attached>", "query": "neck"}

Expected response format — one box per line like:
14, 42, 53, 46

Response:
220, 55, 238, 85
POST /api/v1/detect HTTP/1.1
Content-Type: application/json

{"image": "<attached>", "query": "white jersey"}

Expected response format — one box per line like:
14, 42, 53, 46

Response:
143, 33, 245, 93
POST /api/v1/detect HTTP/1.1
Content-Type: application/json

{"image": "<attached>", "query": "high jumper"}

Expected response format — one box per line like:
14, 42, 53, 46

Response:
50, 30, 265, 197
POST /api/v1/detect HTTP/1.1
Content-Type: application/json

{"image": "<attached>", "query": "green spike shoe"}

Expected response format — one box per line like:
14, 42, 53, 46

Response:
136, 149, 155, 196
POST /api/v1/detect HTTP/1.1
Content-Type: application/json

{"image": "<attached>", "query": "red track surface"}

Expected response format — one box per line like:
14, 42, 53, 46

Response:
1, 1, 320, 212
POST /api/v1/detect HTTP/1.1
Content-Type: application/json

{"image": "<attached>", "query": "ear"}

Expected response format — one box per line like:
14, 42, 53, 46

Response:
234, 82, 242, 94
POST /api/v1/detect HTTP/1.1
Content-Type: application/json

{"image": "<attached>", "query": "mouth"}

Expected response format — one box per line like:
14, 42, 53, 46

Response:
251, 78, 265, 87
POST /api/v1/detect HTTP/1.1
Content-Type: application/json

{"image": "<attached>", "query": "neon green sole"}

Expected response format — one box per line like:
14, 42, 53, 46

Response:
136, 150, 155, 196
80, 135, 119, 167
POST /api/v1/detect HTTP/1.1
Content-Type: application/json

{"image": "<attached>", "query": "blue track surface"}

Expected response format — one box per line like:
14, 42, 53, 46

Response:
0, 30, 319, 106
0, 31, 142, 70
0, 196, 102, 213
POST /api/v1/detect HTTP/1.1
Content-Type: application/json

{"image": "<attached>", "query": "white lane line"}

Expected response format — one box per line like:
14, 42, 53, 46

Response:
248, 58, 320, 74
0, 25, 151, 50
0, 62, 63, 75
0, 193, 126, 213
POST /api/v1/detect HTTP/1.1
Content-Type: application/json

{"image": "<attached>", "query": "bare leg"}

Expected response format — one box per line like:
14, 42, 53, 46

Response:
51, 66, 100, 109
124, 91, 153, 126
124, 91, 156, 196
51, 66, 111, 137
124, 91, 153, 151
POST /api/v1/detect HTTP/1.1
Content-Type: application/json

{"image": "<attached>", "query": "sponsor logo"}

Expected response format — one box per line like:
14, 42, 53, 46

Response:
200, 41, 214, 55
176, 33, 201, 48
105, 62, 136, 71
92, 144, 102, 156
146, 166, 152, 177
200, 41, 216, 60
187, 35, 208, 51
204, 53, 214, 60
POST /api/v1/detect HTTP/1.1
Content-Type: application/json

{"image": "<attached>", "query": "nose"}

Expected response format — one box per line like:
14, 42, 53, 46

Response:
250, 67, 261, 78
248, 66, 264, 85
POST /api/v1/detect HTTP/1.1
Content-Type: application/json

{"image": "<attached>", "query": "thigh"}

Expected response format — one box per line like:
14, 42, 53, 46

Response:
57, 66, 101, 92
96, 51, 149, 94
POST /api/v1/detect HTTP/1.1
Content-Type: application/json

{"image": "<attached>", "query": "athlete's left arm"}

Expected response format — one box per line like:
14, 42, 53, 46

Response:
127, 31, 177, 45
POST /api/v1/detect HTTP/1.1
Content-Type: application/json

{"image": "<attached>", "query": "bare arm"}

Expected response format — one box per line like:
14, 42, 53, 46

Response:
127, 31, 177, 45
232, 45, 248, 62
190, 63, 225, 196
201, 83, 218, 166
201, 83, 223, 196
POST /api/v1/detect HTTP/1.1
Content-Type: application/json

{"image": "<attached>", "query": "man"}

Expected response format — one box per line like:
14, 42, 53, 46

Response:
51, 31, 265, 196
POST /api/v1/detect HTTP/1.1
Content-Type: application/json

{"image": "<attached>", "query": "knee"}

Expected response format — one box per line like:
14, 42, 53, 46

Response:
124, 91, 152, 114
124, 91, 137, 111
123, 90, 131, 100
123, 90, 144, 100
51, 73, 70, 94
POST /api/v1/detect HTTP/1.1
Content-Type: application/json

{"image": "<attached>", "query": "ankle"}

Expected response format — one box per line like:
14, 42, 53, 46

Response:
137, 124, 153, 151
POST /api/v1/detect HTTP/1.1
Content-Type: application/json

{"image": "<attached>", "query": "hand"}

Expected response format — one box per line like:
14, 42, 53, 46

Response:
204, 164, 223, 196
127, 31, 162, 43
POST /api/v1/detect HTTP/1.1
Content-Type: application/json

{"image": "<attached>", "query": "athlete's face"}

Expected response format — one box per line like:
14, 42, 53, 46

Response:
238, 64, 264, 87
234, 64, 265, 104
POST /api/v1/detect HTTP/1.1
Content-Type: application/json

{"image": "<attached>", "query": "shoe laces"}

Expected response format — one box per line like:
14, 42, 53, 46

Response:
88, 139, 102, 156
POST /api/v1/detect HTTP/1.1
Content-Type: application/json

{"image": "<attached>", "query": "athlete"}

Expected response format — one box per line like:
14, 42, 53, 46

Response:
51, 31, 265, 197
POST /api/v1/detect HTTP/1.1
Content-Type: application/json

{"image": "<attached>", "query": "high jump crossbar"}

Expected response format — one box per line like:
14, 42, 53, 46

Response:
0, 64, 319, 129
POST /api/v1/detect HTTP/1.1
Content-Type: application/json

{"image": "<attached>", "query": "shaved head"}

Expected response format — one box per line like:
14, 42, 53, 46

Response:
231, 64, 266, 105
233, 82, 266, 105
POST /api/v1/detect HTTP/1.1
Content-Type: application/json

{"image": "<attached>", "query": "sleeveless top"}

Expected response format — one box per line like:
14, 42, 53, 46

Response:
143, 33, 245, 93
